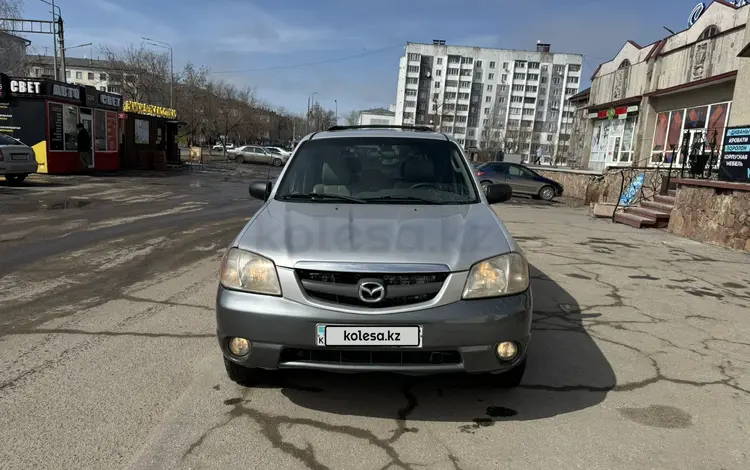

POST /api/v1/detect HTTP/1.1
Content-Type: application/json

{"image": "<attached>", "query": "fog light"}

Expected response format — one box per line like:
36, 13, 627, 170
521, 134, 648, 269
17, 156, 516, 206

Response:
496, 341, 518, 360
228, 337, 251, 356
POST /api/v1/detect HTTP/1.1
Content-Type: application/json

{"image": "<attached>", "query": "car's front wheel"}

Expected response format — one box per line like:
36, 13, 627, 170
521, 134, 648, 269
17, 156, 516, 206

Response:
492, 358, 526, 388
272, 158, 283, 167
4, 174, 28, 185
224, 357, 258, 386
234, 154, 245, 164
539, 185, 556, 201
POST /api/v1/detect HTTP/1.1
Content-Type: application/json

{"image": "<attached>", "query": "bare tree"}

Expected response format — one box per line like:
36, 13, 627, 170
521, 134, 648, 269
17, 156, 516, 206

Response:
342, 110, 360, 126
0, 0, 27, 74
308, 102, 336, 131
99, 44, 171, 106
175, 61, 212, 146
480, 95, 507, 158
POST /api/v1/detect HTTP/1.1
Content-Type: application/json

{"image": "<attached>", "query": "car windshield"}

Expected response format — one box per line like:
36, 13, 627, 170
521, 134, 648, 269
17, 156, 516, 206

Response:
273, 137, 480, 204
0, 134, 22, 145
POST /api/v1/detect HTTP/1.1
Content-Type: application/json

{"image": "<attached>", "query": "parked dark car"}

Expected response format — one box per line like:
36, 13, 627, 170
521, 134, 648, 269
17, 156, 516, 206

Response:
475, 162, 563, 201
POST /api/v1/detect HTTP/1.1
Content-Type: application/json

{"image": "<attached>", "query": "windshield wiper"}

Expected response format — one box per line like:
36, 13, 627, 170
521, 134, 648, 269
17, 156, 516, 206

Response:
280, 193, 366, 203
362, 195, 442, 204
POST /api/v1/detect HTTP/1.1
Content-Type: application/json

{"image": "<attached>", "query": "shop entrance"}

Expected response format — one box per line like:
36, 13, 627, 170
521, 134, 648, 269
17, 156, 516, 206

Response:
80, 108, 95, 168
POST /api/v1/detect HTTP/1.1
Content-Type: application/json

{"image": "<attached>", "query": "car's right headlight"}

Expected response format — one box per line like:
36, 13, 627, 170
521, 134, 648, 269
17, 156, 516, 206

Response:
462, 252, 529, 299
219, 248, 281, 296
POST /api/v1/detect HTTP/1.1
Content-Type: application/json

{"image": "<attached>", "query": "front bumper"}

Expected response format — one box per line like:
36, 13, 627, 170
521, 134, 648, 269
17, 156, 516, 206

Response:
216, 276, 532, 375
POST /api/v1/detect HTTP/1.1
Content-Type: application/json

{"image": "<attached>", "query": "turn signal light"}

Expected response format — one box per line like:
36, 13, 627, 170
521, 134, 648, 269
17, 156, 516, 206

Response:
476, 171, 485, 176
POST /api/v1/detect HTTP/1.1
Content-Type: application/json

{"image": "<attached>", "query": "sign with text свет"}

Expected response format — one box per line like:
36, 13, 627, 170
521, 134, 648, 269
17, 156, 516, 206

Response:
719, 126, 750, 183
123, 100, 177, 120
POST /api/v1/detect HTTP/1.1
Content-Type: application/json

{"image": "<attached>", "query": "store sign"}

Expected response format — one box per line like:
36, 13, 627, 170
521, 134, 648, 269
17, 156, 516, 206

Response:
99, 94, 122, 108
719, 126, 750, 182
690, 1, 750, 27
588, 105, 638, 120
10, 79, 42, 95
123, 100, 177, 119
51, 83, 80, 100
620, 174, 645, 207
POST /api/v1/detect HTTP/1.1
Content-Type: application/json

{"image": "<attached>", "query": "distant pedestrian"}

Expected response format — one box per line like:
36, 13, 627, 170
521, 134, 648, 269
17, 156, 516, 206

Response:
77, 123, 92, 170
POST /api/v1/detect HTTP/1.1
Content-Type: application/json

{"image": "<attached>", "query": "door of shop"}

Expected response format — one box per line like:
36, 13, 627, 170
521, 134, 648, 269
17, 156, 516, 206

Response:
80, 108, 95, 168
679, 129, 705, 166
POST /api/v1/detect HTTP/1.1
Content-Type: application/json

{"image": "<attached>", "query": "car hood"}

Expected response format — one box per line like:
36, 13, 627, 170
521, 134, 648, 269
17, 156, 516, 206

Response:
235, 200, 518, 272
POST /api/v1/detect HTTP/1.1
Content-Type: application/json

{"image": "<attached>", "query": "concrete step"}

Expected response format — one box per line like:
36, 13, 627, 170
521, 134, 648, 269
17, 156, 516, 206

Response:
667, 189, 676, 197
625, 206, 671, 228
642, 200, 675, 212
654, 194, 676, 205
614, 212, 657, 229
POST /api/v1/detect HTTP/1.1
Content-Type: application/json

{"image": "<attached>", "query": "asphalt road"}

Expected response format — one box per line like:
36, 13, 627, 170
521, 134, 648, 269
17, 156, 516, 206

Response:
1, 165, 749, 469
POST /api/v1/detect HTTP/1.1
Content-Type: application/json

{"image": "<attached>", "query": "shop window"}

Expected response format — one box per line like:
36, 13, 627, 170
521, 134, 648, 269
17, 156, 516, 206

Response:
95, 110, 107, 151
63, 105, 79, 151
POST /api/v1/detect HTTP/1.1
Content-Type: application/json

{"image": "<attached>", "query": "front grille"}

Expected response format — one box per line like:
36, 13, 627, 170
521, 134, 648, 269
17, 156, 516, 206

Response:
296, 269, 449, 308
279, 348, 461, 365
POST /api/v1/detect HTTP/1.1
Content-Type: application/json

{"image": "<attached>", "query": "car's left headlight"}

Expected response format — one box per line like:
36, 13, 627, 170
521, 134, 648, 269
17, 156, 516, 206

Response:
462, 252, 529, 299
219, 248, 281, 296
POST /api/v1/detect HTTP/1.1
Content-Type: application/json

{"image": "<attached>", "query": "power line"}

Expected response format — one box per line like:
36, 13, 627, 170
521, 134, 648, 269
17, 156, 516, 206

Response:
210, 43, 403, 74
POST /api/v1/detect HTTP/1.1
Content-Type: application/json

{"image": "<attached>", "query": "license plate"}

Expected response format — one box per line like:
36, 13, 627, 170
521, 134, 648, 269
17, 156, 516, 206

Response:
316, 325, 422, 347
11, 154, 27, 161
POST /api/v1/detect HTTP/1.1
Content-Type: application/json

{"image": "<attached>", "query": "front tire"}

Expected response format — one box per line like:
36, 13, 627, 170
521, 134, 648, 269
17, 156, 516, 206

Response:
4, 174, 28, 185
234, 154, 245, 164
272, 158, 283, 167
224, 357, 258, 386
493, 358, 526, 388
539, 185, 556, 201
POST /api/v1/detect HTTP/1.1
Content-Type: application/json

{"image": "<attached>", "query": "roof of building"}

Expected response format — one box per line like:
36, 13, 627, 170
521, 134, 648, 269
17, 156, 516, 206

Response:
405, 41, 583, 58
360, 108, 396, 116
568, 87, 590, 103
25, 54, 115, 70
0, 30, 31, 46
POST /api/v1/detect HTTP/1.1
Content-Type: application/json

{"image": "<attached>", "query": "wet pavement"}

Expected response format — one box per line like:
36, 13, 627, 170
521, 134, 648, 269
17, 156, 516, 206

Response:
1, 166, 748, 469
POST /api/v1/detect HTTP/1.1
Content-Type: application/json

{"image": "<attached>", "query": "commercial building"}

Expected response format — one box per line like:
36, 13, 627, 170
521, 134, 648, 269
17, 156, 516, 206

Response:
357, 106, 396, 126
582, 0, 750, 174
393, 40, 583, 159
24, 55, 123, 94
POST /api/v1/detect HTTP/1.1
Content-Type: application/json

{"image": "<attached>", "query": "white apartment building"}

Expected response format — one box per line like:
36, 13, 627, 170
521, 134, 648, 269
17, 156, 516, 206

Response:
357, 106, 396, 125
394, 40, 583, 158
25, 55, 123, 94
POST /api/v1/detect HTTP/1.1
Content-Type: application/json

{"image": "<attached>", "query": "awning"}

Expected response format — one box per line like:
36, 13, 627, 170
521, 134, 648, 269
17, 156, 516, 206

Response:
643, 71, 737, 98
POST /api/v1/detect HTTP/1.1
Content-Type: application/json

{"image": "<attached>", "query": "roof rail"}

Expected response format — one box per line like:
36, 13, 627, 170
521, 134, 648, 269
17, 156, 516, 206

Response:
326, 125, 435, 132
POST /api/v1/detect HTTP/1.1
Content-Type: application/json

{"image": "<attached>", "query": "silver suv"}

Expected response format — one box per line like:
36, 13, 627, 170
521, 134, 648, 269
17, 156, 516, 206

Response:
216, 125, 532, 387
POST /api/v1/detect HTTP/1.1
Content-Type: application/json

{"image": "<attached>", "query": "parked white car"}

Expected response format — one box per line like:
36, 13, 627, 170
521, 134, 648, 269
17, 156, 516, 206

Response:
212, 143, 235, 152
0, 133, 37, 184
264, 146, 291, 157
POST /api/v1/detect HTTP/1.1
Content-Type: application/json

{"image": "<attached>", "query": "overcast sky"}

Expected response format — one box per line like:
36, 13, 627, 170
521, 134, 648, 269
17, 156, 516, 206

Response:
21, 0, 706, 115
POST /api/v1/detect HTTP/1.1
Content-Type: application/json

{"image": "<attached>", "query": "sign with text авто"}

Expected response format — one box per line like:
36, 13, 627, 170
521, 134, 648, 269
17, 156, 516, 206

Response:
719, 126, 750, 183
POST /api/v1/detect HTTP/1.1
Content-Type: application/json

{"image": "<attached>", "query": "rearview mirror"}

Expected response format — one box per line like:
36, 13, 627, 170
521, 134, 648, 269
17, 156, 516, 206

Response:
485, 183, 513, 204
249, 180, 273, 201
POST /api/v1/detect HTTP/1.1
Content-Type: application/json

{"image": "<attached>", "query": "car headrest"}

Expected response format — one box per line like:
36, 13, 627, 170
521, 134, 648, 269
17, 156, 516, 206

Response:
402, 159, 435, 182
321, 161, 351, 185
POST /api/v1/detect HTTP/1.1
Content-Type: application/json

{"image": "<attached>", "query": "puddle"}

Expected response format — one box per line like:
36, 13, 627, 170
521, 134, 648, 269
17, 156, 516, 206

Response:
43, 200, 92, 210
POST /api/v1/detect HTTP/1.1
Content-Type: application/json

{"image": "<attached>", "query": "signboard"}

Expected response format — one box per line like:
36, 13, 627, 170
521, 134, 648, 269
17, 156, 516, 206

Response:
10, 79, 43, 95
0, 73, 7, 99
99, 93, 122, 110
124, 100, 176, 119
718, 125, 750, 182
135, 118, 149, 144
620, 173, 645, 207
48, 102, 64, 150
48, 82, 81, 101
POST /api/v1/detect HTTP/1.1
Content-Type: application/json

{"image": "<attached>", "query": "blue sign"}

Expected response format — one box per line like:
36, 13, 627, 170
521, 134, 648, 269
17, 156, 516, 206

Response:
688, 3, 705, 27
620, 173, 645, 207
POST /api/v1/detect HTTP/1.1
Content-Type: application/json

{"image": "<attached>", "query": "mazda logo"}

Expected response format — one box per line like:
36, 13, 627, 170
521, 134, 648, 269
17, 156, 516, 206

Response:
357, 279, 386, 303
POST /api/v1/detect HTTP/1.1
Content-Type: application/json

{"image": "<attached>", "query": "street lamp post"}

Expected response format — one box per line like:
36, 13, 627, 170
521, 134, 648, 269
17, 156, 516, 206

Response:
142, 37, 173, 108
306, 91, 317, 134
334, 100, 338, 125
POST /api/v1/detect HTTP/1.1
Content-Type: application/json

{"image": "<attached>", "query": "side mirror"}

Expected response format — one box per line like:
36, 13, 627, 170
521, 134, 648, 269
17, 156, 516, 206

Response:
485, 183, 513, 204
249, 180, 273, 201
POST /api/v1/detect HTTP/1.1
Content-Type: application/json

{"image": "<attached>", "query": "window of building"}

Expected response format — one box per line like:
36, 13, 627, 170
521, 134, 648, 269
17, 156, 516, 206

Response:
476, 60, 482, 67
76, 71, 82, 79
408, 53, 420, 61
456, 115, 467, 123
483, 119, 489, 125
527, 74, 539, 81
523, 108, 534, 116
569, 64, 581, 72
460, 69, 471, 76
445, 80, 457, 87
405, 101, 416, 108
514, 60, 526, 68
486, 84, 493, 92
510, 107, 521, 115
498, 96, 505, 103
457, 104, 469, 111
524, 97, 536, 104
448, 68, 459, 76
434, 82, 441, 88
65, 70, 71, 78
406, 78, 418, 85
471, 107, 477, 113
100, 73, 107, 81
513, 84, 524, 91
511, 96, 523, 103
419, 91, 427, 99
528, 62, 540, 69
448, 56, 460, 63
489, 61, 496, 68
484, 108, 490, 115
406, 89, 417, 96
459, 81, 471, 88
526, 85, 537, 93
474, 72, 482, 80
445, 92, 457, 99
434, 69, 442, 77
458, 92, 470, 99
698, 25, 719, 41
461, 57, 473, 64
87, 72, 94, 80
485, 96, 492, 103
471, 95, 479, 102
408, 65, 419, 72
514, 73, 526, 80
99, 86, 106, 91
566, 87, 577, 95
554, 65, 564, 73
433, 92, 439, 100
94, 109, 109, 151
567, 76, 578, 84
488, 73, 495, 80
437, 58, 443, 64
649, 102, 730, 165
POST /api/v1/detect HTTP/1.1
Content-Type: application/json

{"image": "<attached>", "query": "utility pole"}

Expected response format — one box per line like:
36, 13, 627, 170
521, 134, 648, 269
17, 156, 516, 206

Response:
51, 0, 57, 79
58, 16, 65, 83
334, 99, 338, 125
